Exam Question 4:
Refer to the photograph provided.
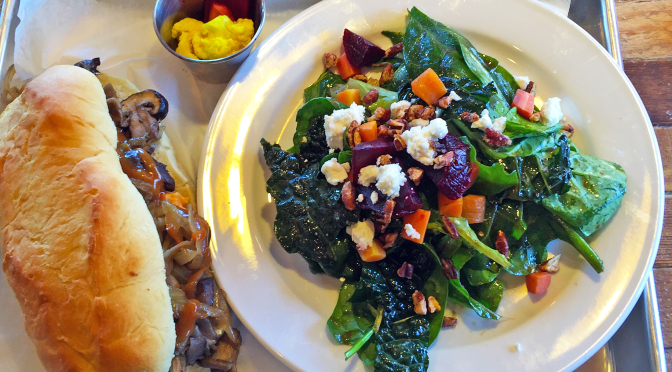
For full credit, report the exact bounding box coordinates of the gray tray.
[0,0,664,370]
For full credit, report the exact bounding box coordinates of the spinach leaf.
[449,217,511,268]
[542,151,627,236]
[304,69,346,102]
[466,139,518,195]
[504,237,538,276]
[463,251,499,286]
[374,317,430,372]
[419,243,449,344]
[346,79,398,110]
[475,279,505,312]
[288,98,336,162]
[536,134,572,195]
[383,65,410,92]
[328,282,374,345]
[382,30,404,45]
[479,53,519,103]
[447,277,500,320]
[262,140,359,277]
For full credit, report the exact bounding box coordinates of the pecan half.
[407,167,424,186]
[529,112,541,122]
[442,316,458,328]
[436,96,452,109]
[352,74,368,82]
[387,119,408,133]
[341,181,356,211]
[377,154,392,166]
[397,262,414,279]
[347,120,360,148]
[429,140,448,152]
[363,88,380,105]
[354,129,362,146]
[380,63,394,85]
[384,42,403,58]
[405,104,424,121]
[525,81,536,95]
[393,133,407,151]
[440,258,458,280]
[483,128,512,147]
[322,53,338,69]
[562,122,574,137]
[433,151,454,169]
[378,124,391,138]
[382,200,395,225]
[370,107,391,122]
[495,230,509,257]
[539,254,561,274]
[418,105,436,120]
[460,112,480,123]
[381,232,399,249]
[427,296,441,314]
[412,291,427,315]
[442,216,459,239]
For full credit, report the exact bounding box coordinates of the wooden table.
[616,0,672,368]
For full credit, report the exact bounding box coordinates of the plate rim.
[198,0,665,370]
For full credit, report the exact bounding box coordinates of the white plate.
[199,0,664,371]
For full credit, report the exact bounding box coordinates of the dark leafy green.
[288,98,336,162]
[382,30,404,44]
[374,317,430,372]
[475,279,505,312]
[466,140,518,195]
[304,69,346,102]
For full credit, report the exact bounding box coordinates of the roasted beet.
[422,133,478,199]
[356,181,422,218]
[343,29,386,68]
[351,137,399,184]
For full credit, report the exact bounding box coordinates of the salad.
[261,7,627,372]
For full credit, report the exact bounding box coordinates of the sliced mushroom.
[74,58,101,75]
[106,97,122,126]
[120,89,169,141]
[103,83,117,99]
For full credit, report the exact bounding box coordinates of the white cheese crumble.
[540,97,563,126]
[409,118,429,127]
[390,100,411,119]
[448,91,462,101]
[346,220,376,250]
[357,194,364,203]
[358,165,379,187]
[324,103,365,150]
[400,118,449,166]
[470,109,506,133]
[404,223,421,240]
[371,191,379,204]
[376,164,406,199]
[320,158,348,185]
[514,75,530,89]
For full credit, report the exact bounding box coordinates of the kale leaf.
[288,98,336,163]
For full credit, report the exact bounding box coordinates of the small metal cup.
[153,0,266,83]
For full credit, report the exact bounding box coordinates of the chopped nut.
[538,254,561,273]
[381,232,399,249]
[440,258,458,280]
[405,104,424,121]
[561,122,574,137]
[427,296,441,314]
[436,96,452,109]
[352,74,368,82]
[341,181,356,211]
[412,291,427,315]
[429,140,448,152]
[460,112,480,123]
[418,105,436,120]
[354,129,362,146]
[407,167,424,186]
[397,262,414,279]
[442,216,459,239]
[433,151,454,169]
[370,107,391,122]
[367,78,380,86]
[442,316,458,328]
[495,230,509,257]
[363,88,380,105]
[384,42,403,59]
[525,81,536,95]
[382,200,395,225]
[347,120,360,148]
[380,63,394,85]
[323,53,338,69]
[529,112,541,122]
[387,119,408,133]
[393,133,407,151]
[378,124,391,138]
[377,154,392,166]
[483,128,512,147]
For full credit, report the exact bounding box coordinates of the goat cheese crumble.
[324,103,365,150]
[347,220,376,250]
[409,118,429,127]
[371,191,379,204]
[470,109,506,133]
[540,97,563,126]
[390,100,411,119]
[357,194,364,203]
[320,158,349,185]
[400,118,449,166]
[404,223,421,240]
[448,91,462,101]
[376,164,406,199]
[514,75,530,89]
[358,165,379,187]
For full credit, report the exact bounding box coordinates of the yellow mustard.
[171,15,254,60]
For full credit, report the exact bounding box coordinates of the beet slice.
[422,133,478,199]
[351,137,398,185]
[343,29,386,68]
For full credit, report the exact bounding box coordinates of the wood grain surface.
[617,0,672,367]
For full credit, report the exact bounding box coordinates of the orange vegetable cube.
[461,195,486,224]
[358,239,386,262]
[402,209,431,244]
[526,272,552,295]
[358,121,378,142]
[411,68,447,105]
[337,89,362,106]
[438,194,463,217]
[336,53,361,80]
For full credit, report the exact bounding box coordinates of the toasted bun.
[0,65,175,372]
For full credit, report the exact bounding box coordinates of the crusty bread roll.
[0,65,175,371]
